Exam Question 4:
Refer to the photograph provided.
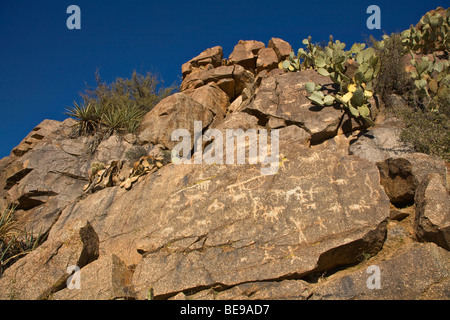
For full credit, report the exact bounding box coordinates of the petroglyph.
[207,198,225,213]
[285,185,319,205]
[226,173,267,191]
[262,206,286,223]
[289,216,308,244]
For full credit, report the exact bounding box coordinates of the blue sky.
[0,0,447,158]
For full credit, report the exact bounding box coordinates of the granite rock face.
[0,35,448,301]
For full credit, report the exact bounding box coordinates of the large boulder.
[52,254,135,300]
[137,92,216,150]
[376,153,447,206]
[228,40,265,72]
[244,69,346,144]
[268,37,292,62]
[349,117,414,162]
[130,145,389,299]
[414,173,450,250]
[310,243,450,300]
[32,141,390,300]
[181,46,223,78]
[256,48,279,74]
[0,221,99,300]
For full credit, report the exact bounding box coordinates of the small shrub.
[66,70,178,136]
[0,205,46,276]
[125,146,148,163]
[372,33,415,100]
[396,105,450,161]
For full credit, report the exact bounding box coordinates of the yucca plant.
[66,70,177,138]
[0,205,46,276]
[65,101,100,135]
[101,107,124,133]
[120,103,145,133]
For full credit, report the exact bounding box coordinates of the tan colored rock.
[180,64,254,101]
[214,112,260,132]
[137,92,216,150]
[349,115,414,163]
[11,119,62,157]
[53,254,135,300]
[268,37,292,61]
[233,65,255,99]
[227,95,243,114]
[181,46,223,78]
[216,78,236,100]
[256,47,279,73]
[185,83,230,122]
[376,153,447,206]
[229,40,265,72]
[310,243,450,300]
[414,173,450,250]
[0,220,99,300]
[178,279,311,300]
[130,147,388,299]
[244,69,344,143]
[278,125,311,148]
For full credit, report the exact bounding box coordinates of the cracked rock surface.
[0,37,448,300]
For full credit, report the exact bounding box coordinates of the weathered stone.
[215,112,260,132]
[256,48,279,73]
[278,125,311,147]
[0,221,99,300]
[128,145,388,299]
[180,64,254,101]
[182,46,223,78]
[94,135,134,164]
[268,38,292,61]
[377,153,447,206]
[233,65,255,99]
[349,116,414,162]
[267,116,286,129]
[4,142,89,233]
[310,243,450,300]
[52,254,135,300]
[229,40,265,71]
[137,92,215,150]
[39,142,389,300]
[185,83,230,124]
[414,173,450,250]
[228,95,243,114]
[244,69,345,143]
[216,78,236,100]
[11,119,63,157]
[180,280,311,300]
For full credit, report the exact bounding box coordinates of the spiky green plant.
[66,71,177,137]
[0,205,46,276]
[65,101,99,135]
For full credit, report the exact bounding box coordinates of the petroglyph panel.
[132,145,390,298]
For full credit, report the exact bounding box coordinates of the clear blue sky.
[0,0,446,158]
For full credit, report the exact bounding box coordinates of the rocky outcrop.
[0,35,448,301]
[0,220,98,300]
[414,173,450,250]
[310,242,450,300]
[377,153,447,206]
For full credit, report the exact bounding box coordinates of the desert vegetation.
[0,206,46,276]
[279,8,449,160]
[65,71,177,136]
